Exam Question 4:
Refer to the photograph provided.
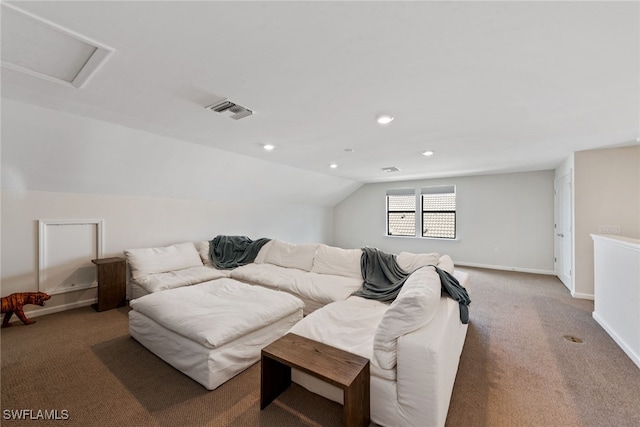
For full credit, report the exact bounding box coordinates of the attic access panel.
[38,219,104,295]
[1,3,113,88]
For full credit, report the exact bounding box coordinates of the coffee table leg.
[260,353,292,410]
[343,362,370,427]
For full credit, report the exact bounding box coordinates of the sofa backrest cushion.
[195,241,213,266]
[396,251,440,274]
[263,240,318,271]
[125,242,203,280]
[437,254,454,275]
[373,266,441,370]
[253,240,274,264]
[311,245,363,279]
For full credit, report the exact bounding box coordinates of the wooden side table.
[261,333,370,427]
[91,257,126,312]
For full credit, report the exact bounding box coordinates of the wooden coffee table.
[260,333,370,427]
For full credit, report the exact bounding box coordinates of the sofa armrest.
[396,297,468,427]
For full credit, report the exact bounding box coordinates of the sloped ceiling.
[2,1,639,184]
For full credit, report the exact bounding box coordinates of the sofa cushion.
[134,265,230,294]
[373,266,441,370]
[253,240,273,264]
[396,251,440,274]
[230,263,361,306]
[311,245,363,279]
[263,240,318,271]
[289,296,395,381]
[229,262,305,290]
[437,254,454,275]
[125,242,203,280]
[287,272,363,306]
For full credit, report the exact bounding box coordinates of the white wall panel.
[38,219,102,295]
[592,234,640,368]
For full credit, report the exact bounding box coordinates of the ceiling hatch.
[1,3,114,89]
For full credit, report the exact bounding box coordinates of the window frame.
[421,186,457,239]
[385,189,417,237]
[385,185,457,240]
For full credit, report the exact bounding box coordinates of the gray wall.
[333,170,556,273]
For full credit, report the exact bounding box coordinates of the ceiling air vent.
[205,99,253,120]
[382,166,401,173]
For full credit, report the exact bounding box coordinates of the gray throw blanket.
[433,265,471,324]
[353,247,410,302]
[353,247,471,324]
[209,235,271,270]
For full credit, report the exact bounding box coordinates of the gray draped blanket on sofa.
[208,235,271,270]
[353,247,471,324]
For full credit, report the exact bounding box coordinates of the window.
[386,189,416,236]
[421,186,456,239]
[386,186,457,239]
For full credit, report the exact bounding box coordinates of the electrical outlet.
[598,225,621,234]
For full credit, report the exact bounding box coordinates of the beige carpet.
[447,268,640,427]
[2,267,639,426]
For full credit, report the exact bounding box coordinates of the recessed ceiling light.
[329,163,338,169]
[421,150,435,157]
[376,114,394,125]
[344,148,355,153]
[263,144,275,151]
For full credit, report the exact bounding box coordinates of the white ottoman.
[129,278,304,390]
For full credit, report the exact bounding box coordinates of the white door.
[554,174,573,291]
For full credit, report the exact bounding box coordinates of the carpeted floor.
[1,267,639,426]
[446,268,640,427]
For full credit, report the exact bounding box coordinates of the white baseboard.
[571,291,594,301]
[455,262,556,276]
[23,298,97,320]
[593,312,640,369]
[455,262,595,300]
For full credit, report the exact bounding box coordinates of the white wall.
[333,170,555,273]
[573,145,640,298]
[1,99,361,314]
[1,189,333,314]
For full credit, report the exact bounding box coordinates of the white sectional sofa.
[124,238,470,427]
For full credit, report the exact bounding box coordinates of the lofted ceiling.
[2,1,638,184]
